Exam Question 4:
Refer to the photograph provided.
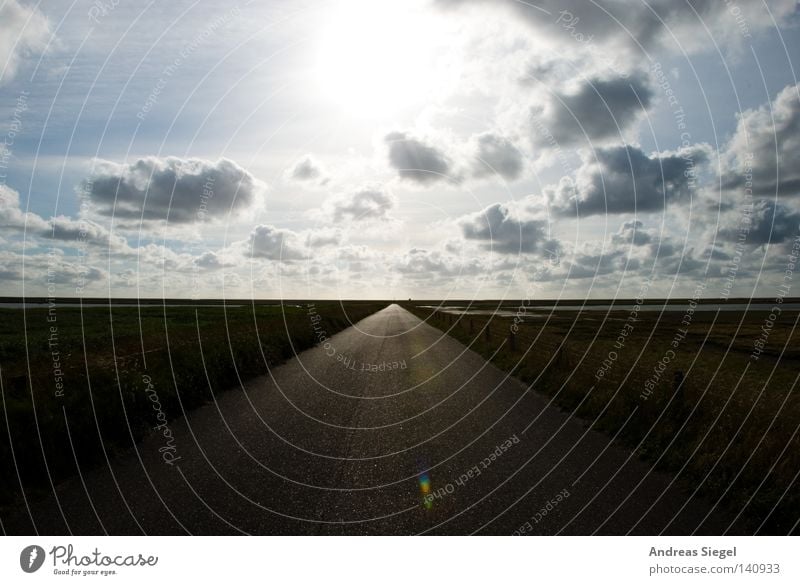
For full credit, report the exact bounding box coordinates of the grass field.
[0,301,386,506]
[403,301,800,534]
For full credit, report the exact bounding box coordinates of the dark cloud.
[471,132,524,180]
[84,157,264,223]
[533,73,654,146]
[546,144,711,216]
[563,249,629,279]
[719,200,800,245]
[721,83,800,198]
[656,253,707,276]
[246,224,306,261]
[459,203,559,256]
[385,131,455,185]
[612,220,679,261]
[323,186,395,223]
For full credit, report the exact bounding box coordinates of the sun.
[314,0,456,117]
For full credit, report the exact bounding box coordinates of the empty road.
[3,304,744,535]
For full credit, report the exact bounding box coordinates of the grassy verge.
[403,302,800,534]
[0,301,386,505]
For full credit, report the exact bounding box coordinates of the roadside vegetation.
[404,301,800,534]
[0,301,385,506]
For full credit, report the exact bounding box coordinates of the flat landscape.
[1,300,797,534]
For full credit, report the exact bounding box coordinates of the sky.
[0,0,799,301]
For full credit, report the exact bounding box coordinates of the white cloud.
[0,0,50,85]
[393,247,485,280]
[321,185,396,223]
[721,83,800,198]
[245,224,307,261]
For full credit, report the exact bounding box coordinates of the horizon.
[3,295,798,303]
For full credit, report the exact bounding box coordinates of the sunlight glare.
[315,0,455,117]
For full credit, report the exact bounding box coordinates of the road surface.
[3,304,745,535]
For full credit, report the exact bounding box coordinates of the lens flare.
[418,472,432,509]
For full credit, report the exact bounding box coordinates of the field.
[0,300,386,507]
[403,301,800,533]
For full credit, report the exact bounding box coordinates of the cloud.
[561,248,630,280]
[385,131,456,185]
[305,227,343,248]
[193,251,238,271]
[0,267,23,281]
[0,184,48,231]
[47,216,131,251]
[0,248,106,286]
[386,130,525,185]
[321,185,396,223]
[721,83,800,198]
[532,73,654,146]
[435,0,796,60]
[471,132,524,180]
[545,144,711,216]
[329,245,381,273]
[393,247,484,279]
[719,200,800,245]
[458,202,560,256]
[84,157,265,223]
[284,154,329,185]
[48,264,108,285]
[245,224,307,261]
[612,220,652,246]
[1,184,130,251]
[611,220,678,259]
[0,0,50,85]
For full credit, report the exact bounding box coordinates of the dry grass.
[0,301,386,505]
[404,302,800,534]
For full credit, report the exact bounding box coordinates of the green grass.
[403,302,800,534]
[0,301,386,505]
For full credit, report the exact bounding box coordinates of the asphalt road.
[3,304,746,535]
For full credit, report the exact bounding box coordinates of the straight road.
[3,305,744,535]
